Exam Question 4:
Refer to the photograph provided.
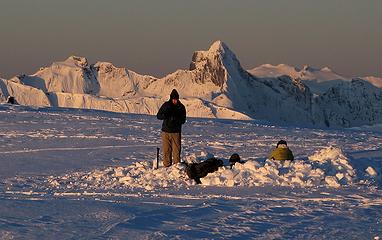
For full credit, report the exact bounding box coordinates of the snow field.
[1,105,382,239]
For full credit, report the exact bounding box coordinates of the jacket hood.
[170,89,179,100]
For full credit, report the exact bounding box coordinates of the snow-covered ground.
[1,104,382,239]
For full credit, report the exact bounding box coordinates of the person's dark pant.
[161,132,181,167]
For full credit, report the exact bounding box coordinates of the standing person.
[157,89,186,167]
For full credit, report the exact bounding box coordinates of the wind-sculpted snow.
[203,147,356,188]
[5,147,373,193]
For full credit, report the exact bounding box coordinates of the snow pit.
[44,147,357,191]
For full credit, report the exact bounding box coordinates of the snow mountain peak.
[63,56,89,68]
[208,40,230,53]
[321,66,333,72]
[302,65,319,72]
[93,61,121,74]
[189,40,248,88]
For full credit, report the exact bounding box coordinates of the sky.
[0,0,381,79]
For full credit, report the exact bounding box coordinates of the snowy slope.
[1,105,382,239]
[362,76,382,88]
[0,78,51,106]
[249,64,301,79]
[92,61,156,98]
[249,64,382,93]
[249,64,349,94]
[249,64,347,81]
[1,41,381,127]
[316,79,382,127]
[249,63,382,127]
[19,56,156,98]
[23,56,99,94]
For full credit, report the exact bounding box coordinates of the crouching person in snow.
[157,89,186,167]
[229,153,243,169]
[268,140,294,161]
[6,96,18,105]
[186,158,224,184]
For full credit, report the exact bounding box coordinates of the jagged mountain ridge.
[249,63,382,94]
[0,41,381,127]
[249,64,348,82]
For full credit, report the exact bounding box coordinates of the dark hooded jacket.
[156,89,186,133]
[186,158,224,184]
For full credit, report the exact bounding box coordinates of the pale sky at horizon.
[0,0,381,79]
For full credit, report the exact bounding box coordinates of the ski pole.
[156,147,160,169]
